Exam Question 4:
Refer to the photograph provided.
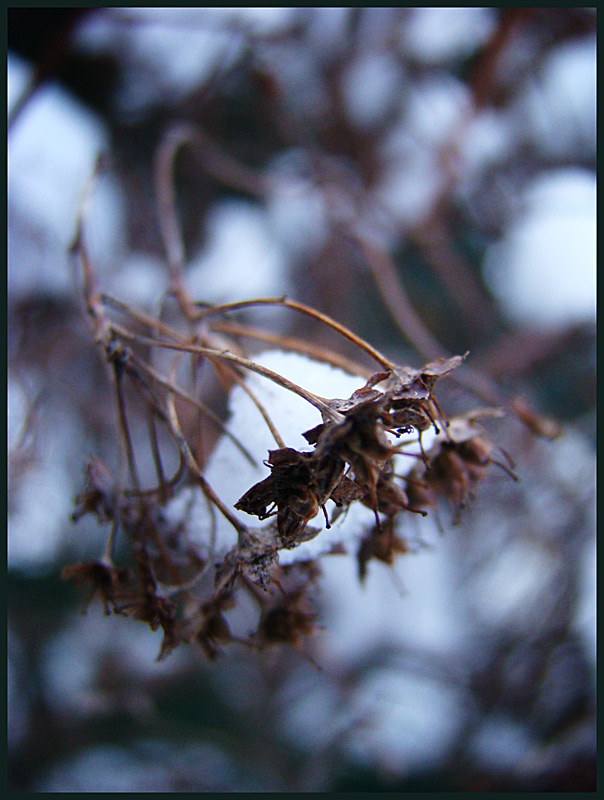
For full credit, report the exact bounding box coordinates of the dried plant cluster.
[62,146,556,664]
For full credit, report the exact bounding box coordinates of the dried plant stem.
[210,358,287,449]
[165,360,248,537]
[106,291,378,378]
[87,294,280,462]
[189,353,208,472]
[102,519,119,565]
[130,353,257,466]
[154,128,198,322]
[112,365,142,494]
[270,298,394,371]
[410,217,497,336]
[110,324,345,423]
[201,347,344,423]
[123,458,185,499]
[357,234,561,438]
[159,123,266,199]
[147,409,169,501]
[154,124,265,323]
[103,294,197,345]
[104,292,371,442]
[197,296,396,371]
[157,486,218,596]
[197,490,218,584]
[71,165,113,346]
[140,512,184,589]
[356,236,443,362]
[209,320,373,378]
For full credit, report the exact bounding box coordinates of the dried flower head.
[61,561,134,614]
[61,147,536,664]
[72,457,117,524]
[405,415,518,523]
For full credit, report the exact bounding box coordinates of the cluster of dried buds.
[61,152,531,663]
[63,455,324,660]
[63,347,519,661]
[234,353,517,580]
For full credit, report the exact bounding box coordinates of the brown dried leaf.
[420,352,469,388]
[329,475,365,507]
[385,352,468,403]
[72,457,117,523]
[119,586,181,659]
[357,516,409,580]
[234,474,277,520]
[277,515,321,549]
[196,594,235,659]
[256,599,317,648]
[61,561,134,613]
[312,400,397,514]
[254,564,320,649]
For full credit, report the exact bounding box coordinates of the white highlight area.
[485,168,595,330]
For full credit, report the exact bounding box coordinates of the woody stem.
[195,296,396,372]
[110,323,345,423]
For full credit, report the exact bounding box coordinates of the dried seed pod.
[72,457,117,523]
[357,515,410,581]
[256,600,317,647]
[196,594,236,659]
[61,561,134,614]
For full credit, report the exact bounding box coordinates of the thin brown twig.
[130,353,257,466]
[102,293,196,344]
[102,296,290,455]
[356,233,562,438]
[123,457,186,499]
[164,355,248,538]
[162,123,267,198]
[189,351,208,472]
[109,323,346,423]
[101,518,120,566]
[111,360,142,494]
[154,128,199,322]
[210,357,287,449]
[355,236,443,362]
[106,291,379,377]
[154,123,266,322]
[209,320,373,378]
[147,409,169,502]
[71,163,113,346]
[196,296,396,371]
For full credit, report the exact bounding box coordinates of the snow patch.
[484,169,595,330]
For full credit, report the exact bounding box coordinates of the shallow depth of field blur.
[7,8,595,792]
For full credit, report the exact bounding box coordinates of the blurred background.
[8,7,595,792]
